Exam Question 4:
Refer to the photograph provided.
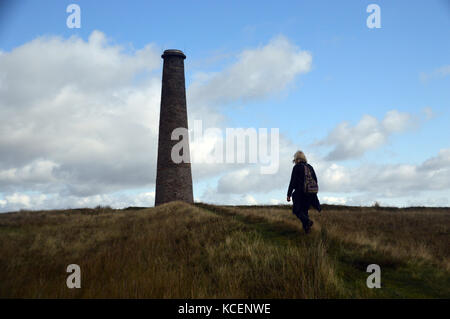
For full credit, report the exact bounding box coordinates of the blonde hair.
[293,150,307,164]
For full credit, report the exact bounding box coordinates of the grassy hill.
[0,201,449,298]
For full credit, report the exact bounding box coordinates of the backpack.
[303,164,318,194]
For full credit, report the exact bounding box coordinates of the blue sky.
[0,0,449,210]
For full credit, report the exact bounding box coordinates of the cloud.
[0,31,162,200]
[269,199,281,205]
[0,159,59,186]
[0,191,156,212]
[316,110,415,161]
[322,196,347,205]
[213,134,299,194]
[188,35,312,107]
[3,31,446,211]
[244,194,258,205]
[318,148,450,196]
[422,106,435,120]
[205,145,450,206]
[197,186,261,206]
[420,64,450,82]
[187,36,312,181]
[0,31,312,211]
[0,31,160,109]
[421,148,450,172]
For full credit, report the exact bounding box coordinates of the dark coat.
[287,162,321,212]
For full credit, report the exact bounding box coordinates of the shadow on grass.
[195,202,450,298]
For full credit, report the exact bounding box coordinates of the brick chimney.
[155,49,194,205]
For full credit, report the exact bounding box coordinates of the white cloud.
[0,160,59,185]
[322,196,347,205]
[188,35,312,107]
[203,146,450,207]
[0,191,155,212]
[269,199,281,205]
[0,31,160,109]
[316,110,415,161]
[421,148,450,171]
[0,31,162,200]
[2,31,447,211]
[3,193,32,208]
[422,106,434,120]
[420,64,450,82]
[243,194,258,205]
[382,110,413,133]
[318,148,450,196]
[0,32,312,211]
[214,134,298,195]
[187,36,312,182]
[197,187,259,206]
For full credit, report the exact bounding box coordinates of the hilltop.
[0,202,449,298]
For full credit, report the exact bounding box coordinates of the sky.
[0,0,449,212]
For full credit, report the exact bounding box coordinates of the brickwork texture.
[155,50,194,205]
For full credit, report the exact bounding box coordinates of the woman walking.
[287,150,321,234]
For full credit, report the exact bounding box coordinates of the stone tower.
[155,49,194,206]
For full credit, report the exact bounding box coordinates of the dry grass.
[0,202,448,298]
[313,207,450,271]
[213,205,450,271]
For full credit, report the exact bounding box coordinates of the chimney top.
[161,49,186,59]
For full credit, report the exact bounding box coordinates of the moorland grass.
[0,202,448,298]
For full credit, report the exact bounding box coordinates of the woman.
[287,150,321,234]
